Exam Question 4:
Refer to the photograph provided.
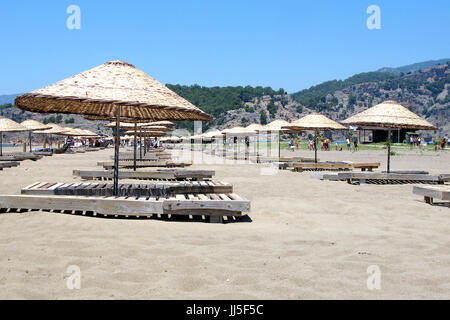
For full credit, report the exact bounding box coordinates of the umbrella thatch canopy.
[245,123,264,133]
[125,130,166,137]
[255,120,293,158]
[105,122,147,129]
[21,120,52,152]
[15,60,212,195]
[21,120,51,131]
[284,113,347,131]
[283,113,347,163]
[256,120,292,133]
[142,121,176,127]
[138,125,172,132]
[0,117,29,155]
[201,130,223,139]
[15,60,212,121]
[222,126,246,136]
[34,124,67,135]
[342,101,437,172]
[0,117,28,132]
[341,101,436,130]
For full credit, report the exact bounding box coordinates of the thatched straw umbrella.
[20,120,51,152]
[283,113,347,163]
[341,100,436,172]
[142,121,176,128]
[256,120,293,158]
[0,117,29,156]
[15,60,211,195]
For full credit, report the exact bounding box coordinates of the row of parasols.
[3,60,437,195]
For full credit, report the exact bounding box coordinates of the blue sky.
[0,0,449,94]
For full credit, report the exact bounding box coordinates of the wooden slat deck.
[21,181,232,196]
[73,169,215,181]
[292,162,380,172]
[256,156,318,163]
[338,172,446,185]
[0,193,250,223]
[0,153,43,161]
[99,161,192,169]
[0,161,20,170]
[413,185,450,204]
[293,162,353,172]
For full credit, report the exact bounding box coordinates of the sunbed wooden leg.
[210,216,222,223]
[424,196,433,204]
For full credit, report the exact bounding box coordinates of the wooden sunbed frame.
[412,185,450,204]
[338,172,449,185]
[73,169,215,181]
[0,192,250,223]
[292,162,380,172]
[21,181,232,196]
[0,161,20,170]
[99,161,192,169]
[0,153,43,161]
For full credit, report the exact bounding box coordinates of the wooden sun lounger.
[0,161,20,170]
[256,156,318,163]
[21,181,233,196]
[99,161,192,169]
[0,153,43,161]
[32,151,53,156]
[412,185,450,204]
[338,172,447,185]
[293,162,353,172]
[292,162,380,172]
[0,193,250,223]
[73,169,215,181]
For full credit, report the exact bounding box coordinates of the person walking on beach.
[346,137,351,151]
[353,136,358,152]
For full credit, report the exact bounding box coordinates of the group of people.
[409,135,427,149]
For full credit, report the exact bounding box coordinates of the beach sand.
[0,145,449,299]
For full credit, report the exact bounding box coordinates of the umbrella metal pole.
[387,128,391,173]
[314,135,318,163]
[140,127,142,160]
[133,123,137,171]
[278,132,281,159]
[113,105,121,196]
[0,131,2,156]
[29,131,32,152]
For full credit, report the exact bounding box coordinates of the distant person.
[289,137,295,152]
[295,138,299,150]
[353,137,358,152]
[308,139,314,151]
[346,138,351,151]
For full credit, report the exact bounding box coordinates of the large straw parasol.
[15,60,212,195]
[142,121,176,127]
[341,100,437,172]
[20,120,51,152]
[34,123,67,135]
[0,117,29,156]
[256,120,293,158]
[283,113,347,163]
[125,130,167,137]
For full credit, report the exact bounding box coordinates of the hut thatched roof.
[20,120,51,131]
[15,60,212,121]
[341,101,436,130]
[0,117,28,132]
[283,113,347,131]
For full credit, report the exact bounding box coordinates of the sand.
[0,145,449,299]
